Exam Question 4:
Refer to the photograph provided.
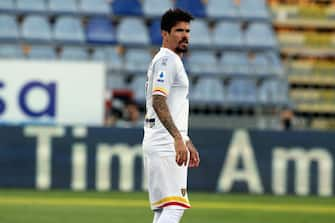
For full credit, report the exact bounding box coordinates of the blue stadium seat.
[207,0,239,19]
[175,0,206,18]
[248,52,269,75]
[212,22,243,48]
[27,45,56,60]
[16,0,47,12]
[124,48,152,73]
[267,51,284,75]
[60,47,89,60]
[0,0,15,12]
[105,47,123,71]
[188,50,218,75]
[245,23,277,48]
[191,77,224,104]
[79,0,110,15]
[0,15,19,41]
[143,0,172,17]
[219,51,249,75]
[21,15,52,42]
[149,19,162,45]
[190,20,211,47]
[112,0,142,16]
[129,75,147,102]
[226,79,258,104]
[53,16,85,43]
[240,0,269,20]
[117,18,149,46]
[259,79,288,104]
[0,44,23,58]
[107,75,126,90]
[85,17,116,44]
[48,0,78,14]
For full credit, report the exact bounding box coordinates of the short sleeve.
[151,56,176,97]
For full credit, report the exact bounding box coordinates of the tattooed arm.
[153,95,188,166]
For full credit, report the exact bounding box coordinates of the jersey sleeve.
[151,56,176,97]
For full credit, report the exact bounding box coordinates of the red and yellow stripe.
[152,196,191,209]
[152,87,168,96]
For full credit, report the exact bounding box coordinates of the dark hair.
[161,8,194,33]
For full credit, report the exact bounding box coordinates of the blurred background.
[0,0,334,223]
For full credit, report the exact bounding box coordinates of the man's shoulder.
[152,52,177,69]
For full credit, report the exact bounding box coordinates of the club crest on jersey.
[156,72,165,83]
[181,188,187,197]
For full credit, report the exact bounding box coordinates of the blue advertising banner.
[0,126,334,196]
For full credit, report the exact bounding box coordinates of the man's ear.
[161,30,168,39]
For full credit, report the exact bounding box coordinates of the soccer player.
[142,8,200,223]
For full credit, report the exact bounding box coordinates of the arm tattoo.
[152,95,181,139]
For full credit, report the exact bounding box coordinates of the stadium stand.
[0,0,293,130]
[269,0,335,129]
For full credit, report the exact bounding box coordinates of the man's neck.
[161,44,183,58]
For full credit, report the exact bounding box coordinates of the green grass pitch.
[0,189,334,223]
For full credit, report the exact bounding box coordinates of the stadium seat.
[105,47,123,71]
[27,45,56,60]
[124,48,152,73]
[245,23,277,48]
[240,0,269,20]
[90,48,105,61]
[106,74,126,90]
[175,0,206,18]
[85,17,116,44]
[219,52,249,75]
[259,79,288,104]
[226,79,258,104]
[0,0,15,12]
[143,0,172,17]
[0,15,18,41]
[149,19,162,45]
[116,18,149,46]
[248,52,269,75]
[212,22,243,48]
[0,44,23,58]
[79,0,110,15]
[60,47,89,61]
[21,15,52,42]
[188,50,218,75]
[207,0,239,19]
[190,20,211,47]
[16,0,47,12]
[267,51,284,75]
[129,75,147,102]
[53,16,85,43]
[48,0,78,13]
[191,77,224,104]
[112,0,142,16]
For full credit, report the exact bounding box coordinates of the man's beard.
[176,39,189,53]
[176,46,188,53]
